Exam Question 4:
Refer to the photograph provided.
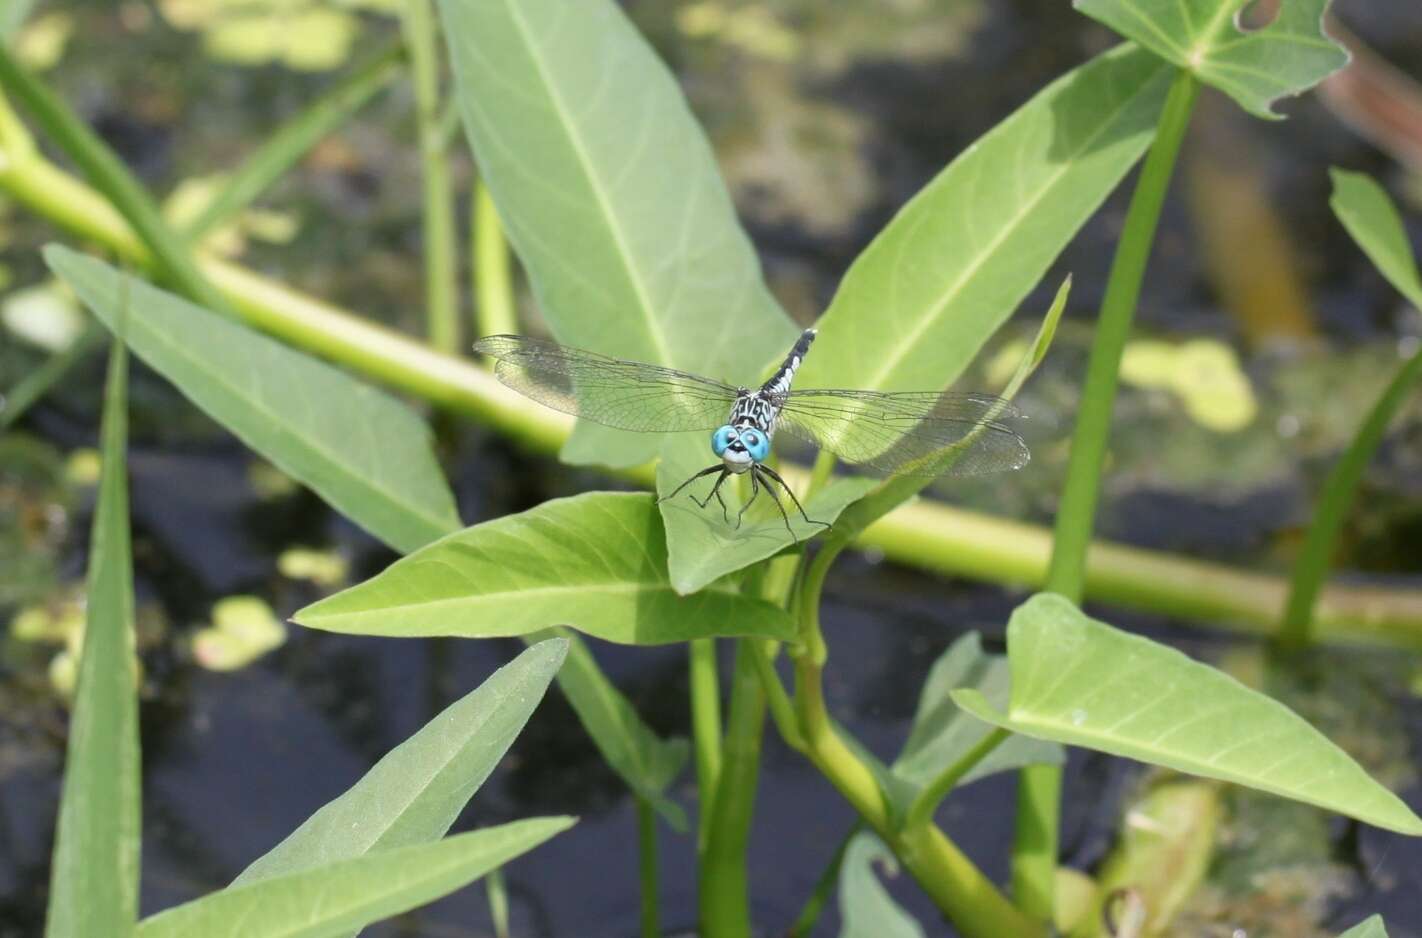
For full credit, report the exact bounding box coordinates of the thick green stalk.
[1279,344,1422,647]
[689,638,722,853]
[402,0,460,353]
[636,796,661,938]
[700,642,765,938]
[473,180,517,338]
[6,134,1422,646]
[1021,68,1199,921]
[0,47,228,315]
[183,45,404,241]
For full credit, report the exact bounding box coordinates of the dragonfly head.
[712,424,769,472]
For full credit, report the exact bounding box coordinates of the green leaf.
[135,818,573,938]
[535,629,689,829]
[45,246,461,555]
[660,442,877,594]
[45,340,140,938]
[794,45,1169,397]
[293,493,796,644]
[836,833,925,938]
[1329,168,1422,308]
[893,633,1064,791]
[439,0,797,467]
[1074,0,1349,119]
[1338,915,1389,938]
[953,594,1422,835]
[232,640,568,886]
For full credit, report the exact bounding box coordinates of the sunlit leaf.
[294,493,796,645]
[233,641,567,885]
[1329,169,1422,308]
[535,629,689,829]
[1074,0,1348,119]
[953,594,1422,835]
[440,0,797,468]
[47,246,461,555]
[794,46,1169,397]
[1337,915,1389,938]
[136,818,573,938]
[45,341,140,938]
[836,833,924,938]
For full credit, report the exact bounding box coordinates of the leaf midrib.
[855,53,1168,394]
[503,0,675,369]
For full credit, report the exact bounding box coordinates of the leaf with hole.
[1074,0,1348,119]
[953,594,1422,834]
[836,833,924,938]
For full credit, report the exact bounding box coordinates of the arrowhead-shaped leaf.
[233,640,568,886]
[953,594,1422,835]
[46,246,461,555]
[1074,0,1349,119]
[439,0,796,467]
[293,493,796,644]
[136,818,573,938]
[893,633,1063,792]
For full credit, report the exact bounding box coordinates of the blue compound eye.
[741,430,769,462]
[711,426,736,456]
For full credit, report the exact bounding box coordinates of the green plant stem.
[402,0,459,354]
[636,796,660,938]
[0,46,228,316]
[473,180,517,338]
[1023,67,1199,923]
[0,318,105,429]
[7,137,1422,647]
[485,868,509,938]
[689,638,721,853]
[1280,344,1422,648]
[904,727,1010,833]
[182,45,403,241]
[700,642,765,938]
[746,639,804,752]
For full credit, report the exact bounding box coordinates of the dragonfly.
[474,329,1029,541]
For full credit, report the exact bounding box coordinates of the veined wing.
[776,388,1029,477]
[474,335,740,433]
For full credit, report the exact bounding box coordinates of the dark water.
[4,1,1422,936]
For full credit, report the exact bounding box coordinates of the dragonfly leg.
[758,464,832,533]
[691,469,733,524]
[735,470,761,529]
[756,467,798,543]
[658,465,724,504]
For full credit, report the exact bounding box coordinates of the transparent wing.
[777,388,1029,477]
[474,335,740,433]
